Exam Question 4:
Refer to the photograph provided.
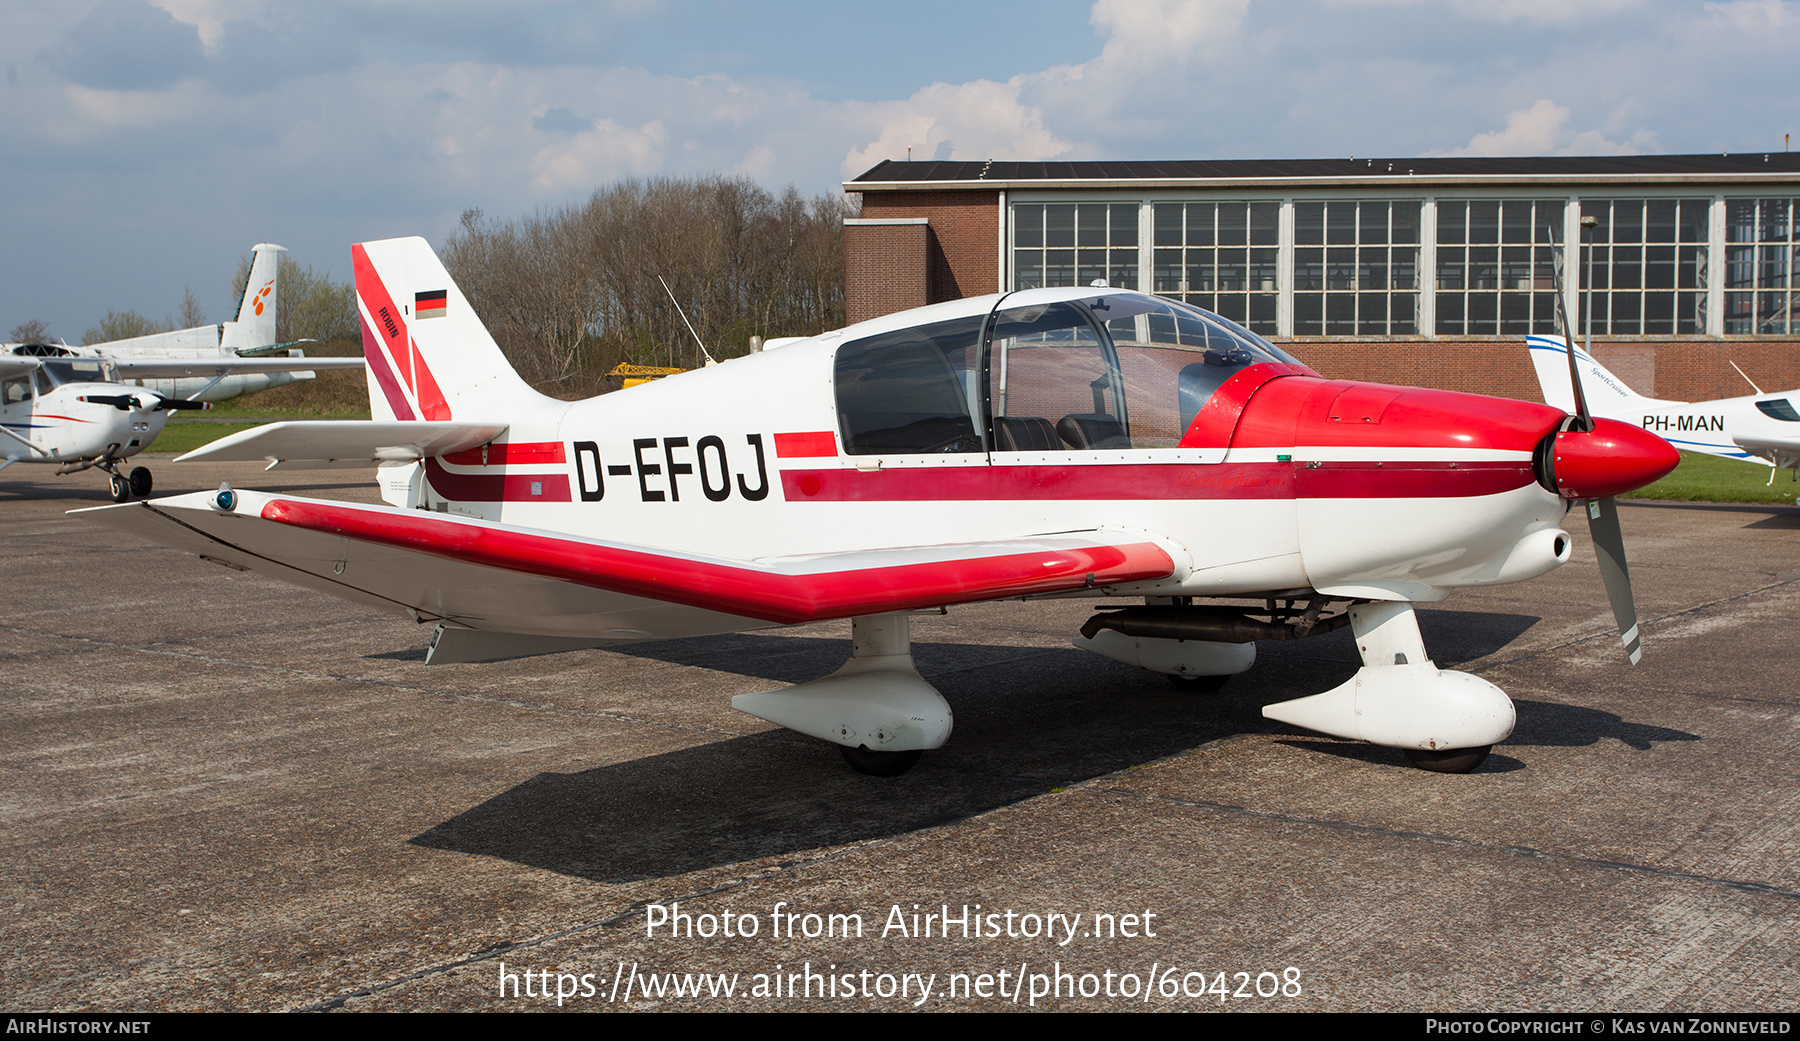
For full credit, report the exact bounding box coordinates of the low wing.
[176,420,508,468]
[106,357,366,379]
[74,489,1174,645]
[1734,433,1800,471]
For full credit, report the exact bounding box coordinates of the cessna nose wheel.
[108,473,129,502]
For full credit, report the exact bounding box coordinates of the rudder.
[224,243,284,351]
[353,236,543,423]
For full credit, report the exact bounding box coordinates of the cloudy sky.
[3,0,1796,339]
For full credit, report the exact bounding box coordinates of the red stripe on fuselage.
[777,460,1532,502]
[774,431,838,458]
[441,441,567,466]
[423,458,571,502]
[257,499,1174,625]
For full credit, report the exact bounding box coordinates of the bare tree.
[8,319,52,344]
[83,310,172,345]
[445,174,852,396]
[178,286,206,328]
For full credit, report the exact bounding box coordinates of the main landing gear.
[1261,600,1509,774]
[107,465,152,503]
[732,612,949,777]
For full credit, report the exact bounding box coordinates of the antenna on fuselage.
[658,276,718,368]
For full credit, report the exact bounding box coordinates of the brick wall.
[860,190,1000,306]
[844,222,928,326]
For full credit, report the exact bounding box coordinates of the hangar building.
[843,155,1800,402]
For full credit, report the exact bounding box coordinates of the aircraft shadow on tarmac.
[406,611,1547,883]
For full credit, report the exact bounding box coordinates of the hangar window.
[1150,201,1279,335]
[1579,198,1710,335]
[1012,203,1139,291]
[1292,200,1421,336]
[834,316,984,455]
[1435,199,1565,336]
[1724,198,1797,334]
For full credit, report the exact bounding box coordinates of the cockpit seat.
[1057,413,1131,450]
[994,416,1062,451]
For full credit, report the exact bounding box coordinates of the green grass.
[1624,450,1799,504]
[147,421,265,455]
[182,398,371,420]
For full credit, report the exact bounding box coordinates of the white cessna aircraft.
[10,242,364,402]
[1,349,363,501]
[1527,335,1800,474]
[80,238,1678,776]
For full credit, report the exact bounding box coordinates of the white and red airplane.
[78,237,1678,775]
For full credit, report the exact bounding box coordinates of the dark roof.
[848,154,1800,188]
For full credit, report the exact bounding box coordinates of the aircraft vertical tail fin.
[1525,334,1672,418]
[352,236,546,422]
[222,243,285,351]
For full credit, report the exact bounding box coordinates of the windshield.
[39,358,118,387]
[833,292,1303,454]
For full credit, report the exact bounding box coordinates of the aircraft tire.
[109,474,131,503]
[128,467,152,498]
[1403,745,1491,774]
[1166,673,1230,693]
[839,744,923,777]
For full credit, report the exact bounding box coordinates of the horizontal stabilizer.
[73,489,1175,641]
[176,420,508,468]
[108,357,365,379]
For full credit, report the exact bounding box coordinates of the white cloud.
[842,79,1074,175]
[532,118,670,190]
[1323,0,1647,24]
[841,0,1247,174]
[1702,0,1796,31]
[1443,99,1657,156]
[1087,0,1248,69]
[150,0,258,51]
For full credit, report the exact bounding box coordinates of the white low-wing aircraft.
[78,237,1680,776]
[11,243,365,402]
[1527,334,1800,474]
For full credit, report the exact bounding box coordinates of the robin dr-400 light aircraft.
[80,237,1679,776]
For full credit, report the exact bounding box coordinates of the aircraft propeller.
[1543,222,1667,664]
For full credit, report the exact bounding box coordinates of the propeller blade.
[1585,496,1641,665]
[1549,231,1592,432]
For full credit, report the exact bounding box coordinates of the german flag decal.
[415,289,448,319]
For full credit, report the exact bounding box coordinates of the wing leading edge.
[75,489,1174,643]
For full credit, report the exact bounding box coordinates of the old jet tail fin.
[222,243,285,352]
[352,236,548,423]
